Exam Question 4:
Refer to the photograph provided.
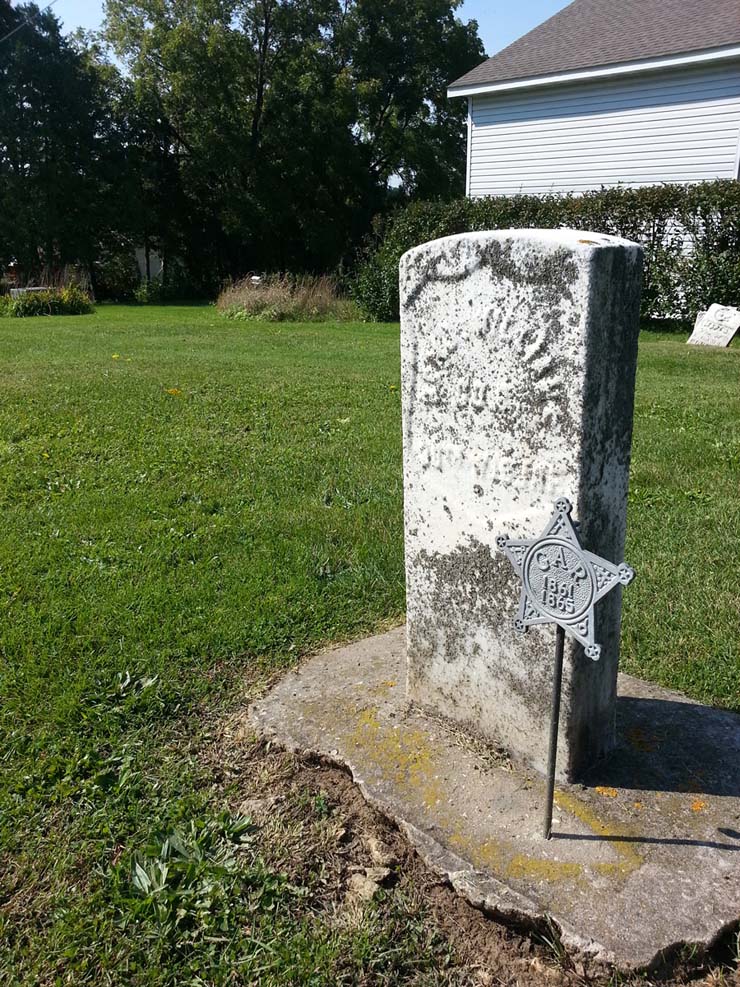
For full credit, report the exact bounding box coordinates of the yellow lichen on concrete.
[508,855,582,882]
[595,786,618,798]
[349,708,585,887]
[350,706,447,811]
[349,705,642,888]
[452,830,591,886]
[554,790,643,879]
[448,831,505,873]
[368,680,399,696]
[450,826,588,886]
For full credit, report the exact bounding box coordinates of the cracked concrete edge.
[397,820,612,964]
[249,703,617,966]
[628,915,740,976]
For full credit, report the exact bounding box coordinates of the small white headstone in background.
[687,304,740,347]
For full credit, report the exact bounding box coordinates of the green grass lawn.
[0,305,738,984]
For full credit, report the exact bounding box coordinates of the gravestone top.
[687,304,740,347]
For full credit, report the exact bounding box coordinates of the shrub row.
[352,181,740,323]
[0,285,94,317]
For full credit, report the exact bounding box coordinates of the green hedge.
[352,181,740,323]
[0,285,94,318]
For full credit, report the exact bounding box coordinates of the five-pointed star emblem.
[496,497,634,661]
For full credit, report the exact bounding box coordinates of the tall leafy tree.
[104,0,484,281]
[341,0,483,198]
[0,0,483,285]
[0,2,127,277]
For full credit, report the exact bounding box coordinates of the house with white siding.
[448,0,740,197]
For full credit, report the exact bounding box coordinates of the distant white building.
[448,0,740,197]
[135,246,164,282]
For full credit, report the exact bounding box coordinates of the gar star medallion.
[496,497,634,661]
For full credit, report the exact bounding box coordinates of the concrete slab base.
[249,627,740,969]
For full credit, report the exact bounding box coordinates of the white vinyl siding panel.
[468,62,740,197]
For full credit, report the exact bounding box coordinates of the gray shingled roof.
[450,0,740,90]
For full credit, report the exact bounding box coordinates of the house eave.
[447,43,740,98]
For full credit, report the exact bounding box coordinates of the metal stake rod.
[544,625,566,840]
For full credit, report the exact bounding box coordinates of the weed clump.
[217,274,359,323]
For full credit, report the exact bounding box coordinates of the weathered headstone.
[687,304,740,347]
[251,227,739,964]
[400,230,643,780]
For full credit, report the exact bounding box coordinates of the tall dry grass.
[7,264,92,292]
[216,274,359,322]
